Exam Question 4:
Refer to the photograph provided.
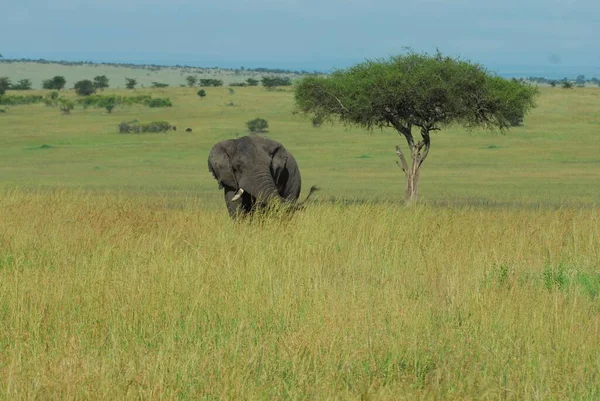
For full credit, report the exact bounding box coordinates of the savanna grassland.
[1,74,600,399]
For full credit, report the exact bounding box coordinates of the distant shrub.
[0,94,43,105]
[199,79,223,87]
[246,78,259,86]
[118,120,172,134]
[562,81,573,89]
[74,79,96,96]
[228,88,235,95]
[186,75,197,87]
[0,77,10,95]
[77,94,170,109]
[197,89,206,98]
[151,82,169,88]
[229,82,247,87]
[99,95,118,113]
[93,75,109,91]
[246,118,269,133]
[42,76,66,90]
[125,78,137,89]
[49,91,59,100]
[146,97,172,108]
[261,76,292,89]
[11,79,32,90]
[58,99,75,114]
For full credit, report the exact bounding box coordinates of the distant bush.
[246,78,259,86]
[246,118,269,133]
[42,76,66,90]
[118,120,172,134]
[151,82,169,88]
[199,79,223,87]
[0,77,10,95]
[77,94,170,110]
[49,91,59,100]
[186,75,197,87]
[261,76,292,89]
[125,78,137,89]
[146,97,172,108]
[74,79,96,96]
[197,89,206,98]
[58,99,74,115]
[562,81,574,89]
[0,94,44,105]
[228,88,235,95]
[11,79,32,90]
[230,82,247,87]
[93,75,109,91]
[99,95,118,113]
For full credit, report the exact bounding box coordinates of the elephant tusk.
[231,188,244,202]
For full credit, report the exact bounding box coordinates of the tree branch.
[395,145,409,175]
[417,128,431,168]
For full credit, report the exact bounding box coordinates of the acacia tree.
[186,75,197,87]
[93,75,110,91]
[295,51,538,202]
[125,78,137,89]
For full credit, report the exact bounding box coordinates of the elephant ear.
[270,145,288,184]
[208,140,236,189]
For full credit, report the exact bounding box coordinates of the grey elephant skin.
[208,135,315,217]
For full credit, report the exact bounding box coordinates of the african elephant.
[208,135,317,217]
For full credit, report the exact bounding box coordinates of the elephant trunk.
[238,171,282,204]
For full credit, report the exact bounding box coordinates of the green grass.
[1,77,600,399]
[1,86,599,205]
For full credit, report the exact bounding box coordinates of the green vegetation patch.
[118,120,174,134]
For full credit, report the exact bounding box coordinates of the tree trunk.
[395,128,430,204]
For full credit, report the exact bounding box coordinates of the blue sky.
[2,0,599,76]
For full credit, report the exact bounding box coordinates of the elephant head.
[208,135,307,217]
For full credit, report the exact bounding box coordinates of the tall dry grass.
[1,189,599,399]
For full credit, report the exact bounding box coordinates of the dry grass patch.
[0,190,599,399]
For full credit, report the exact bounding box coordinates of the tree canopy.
[125,78,137,89]
[74,79,96,96]
[295,51,539,202]
[93,75,110,90]
[42,76,66,91]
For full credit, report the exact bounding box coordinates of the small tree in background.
[74,79,96,96]
[11,79,32,90]
[549,80,557,87]
[246,78,259,86]
[125,78,137,89]
[58,99,74,114]
[261,76,292,89]
[197,89,206,98]
[42,76,66,90]
[562,81,573,89]
[93,75,109,91]
[99,96,117,113]
[151,82,169,88]
[246,118,269,133]
[295,51,538,202]
[186,75,197,87]
[0,77,11,95]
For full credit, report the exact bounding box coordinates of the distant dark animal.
[208,135,317,218]
[186,128,192,132]
[172,126,177,131]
